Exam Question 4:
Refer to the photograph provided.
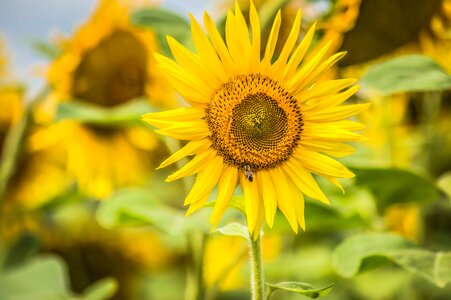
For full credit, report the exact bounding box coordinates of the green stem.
[185,229,206,300]
[249,234,265,300]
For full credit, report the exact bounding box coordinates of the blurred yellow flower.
[384,204,420,241]
[0,85,72,209]
[36,0,175,199]
[420,0,451,72]
[204,234,281,291]
[144,2,367,237]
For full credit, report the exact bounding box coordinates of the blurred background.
[0,0,451,299]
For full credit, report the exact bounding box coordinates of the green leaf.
[351,167,441,210]
[266,282,334,299]
[1,233,40,269]
[305,201,369,231]
[438,171,451,201]
[81,277,118,300]
[213,222,249,239]
[332,232,451,287]
[31,40,60,59]
[96,188,211,235]
[131,8,193,56]
[0,255,117,300]
[360,55,451,95]
[56,99,158,126]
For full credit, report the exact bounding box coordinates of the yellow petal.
[155,53,210,103]
[270,168,298,233]
[293,51,347,93]
[304,103,371,122]
[210,166,238,225]
[142,107,205,128]
[184,155,224,205]
[186,193,210,216]
[288,40,331,92]
[284,160,329,205]
[167,36,216,88]
[189,14,226,81]
[262,10,281,69]
[156,120,210,140]
[294,147,355,178]
[300,140,355,158]
[158,139,211,169]
[241,173,261,233]
[203,12,235,72]
[273,10,302,74]
[166,150,215,182]
[326,176,345,193]
[303,85,360,110]
[249,1,261,70]
[283,22,316,80]
[291,184,305,230]
[257,171,277,228]
[301,78,357,100]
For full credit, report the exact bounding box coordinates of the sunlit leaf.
[132,8,193,56]
[213,222,249,239]
[0,255,117,300]
[266,282,334,299]
[332,232,451,287]
[351,167,441,210]
[56,99,159,126]
[360,55,451,95]
[437,172,451,201]
[81,277,118,300]
[96,188,211,235]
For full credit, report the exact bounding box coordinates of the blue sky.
[0,0,210,94]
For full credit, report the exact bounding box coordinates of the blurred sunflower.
[204,233,281,291]
[35,0,175,199]
[420,0,451,72]
[0,85,72,208]
[143,2,367,237]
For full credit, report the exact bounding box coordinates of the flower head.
[36,0,174,198]
[143,2,369,237]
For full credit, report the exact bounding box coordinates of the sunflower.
[143,2,368,237]
[37,0,175,199]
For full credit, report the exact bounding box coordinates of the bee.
[243,165,254,182]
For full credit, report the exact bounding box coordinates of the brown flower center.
[72,30,147,107]
[205,74,303,171]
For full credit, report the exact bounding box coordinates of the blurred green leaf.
[56,99,158,126]
[0,255,117,300]
[332,232,451,287]
[31,40,60,59]
[131,8,193,56]
[1,233,40,270]
[438,172,451,201]
[81,278,118,300]
[360,55,451,95]
[305,201,369,231]
[266,282,334,299]
[96,188,211,235]
[213,222,249,239]
[351,167,441,209]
